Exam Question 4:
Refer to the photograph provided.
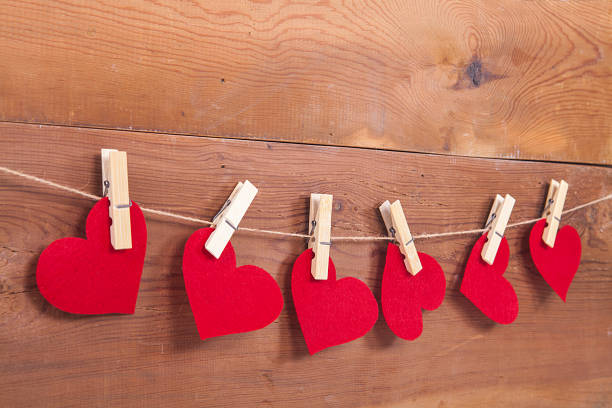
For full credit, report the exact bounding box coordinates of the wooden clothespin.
[379,200,422,275]
[101,148,132,250]
[481,194,515,265]
[308,194,332,280]
[205,180,258,258]
[541,179,568,248]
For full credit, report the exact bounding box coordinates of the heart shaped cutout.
[291,249,378,354]
[460,234,518,324]
[382,243,446,340]
[36,198,147,314]
[529,219,581,301]
[182,228,283,340]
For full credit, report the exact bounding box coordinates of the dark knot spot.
[466,60,482,87]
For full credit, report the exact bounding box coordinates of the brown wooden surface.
[0,122,611,407]
[1,0,611,164]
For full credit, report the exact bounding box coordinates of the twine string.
[1,165,610,242]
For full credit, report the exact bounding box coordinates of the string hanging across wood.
[1,165,610,241]
[1,158,602,349]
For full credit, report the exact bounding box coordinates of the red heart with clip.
[37,198,147,314]
[182,227,283,340]
[460,234,518,324]
[291,249,378,354]
[382,243,446,340]
[529,219,581,301]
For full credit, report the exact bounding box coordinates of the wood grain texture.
[1,0,611,164]
[1,122,611,407]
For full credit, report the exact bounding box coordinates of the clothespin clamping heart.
[379,200,422,275]
[101,148,132,250]
[205,180,258,258]
[481,194,515,265]
[541,179,568,248]
[308,194,333,280]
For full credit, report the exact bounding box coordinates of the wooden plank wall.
[1,124,611,407]
[0,0,610,163]
[0,1,611,407]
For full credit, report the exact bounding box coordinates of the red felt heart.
[36,198,147,314]
[182,228,283,340]
[529,219,581,301]
[291,249,378,354]
[382,243,446,340]
[460,234,518,324]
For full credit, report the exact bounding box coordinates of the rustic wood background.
[1,0,611,163]
[0,1,611,407]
